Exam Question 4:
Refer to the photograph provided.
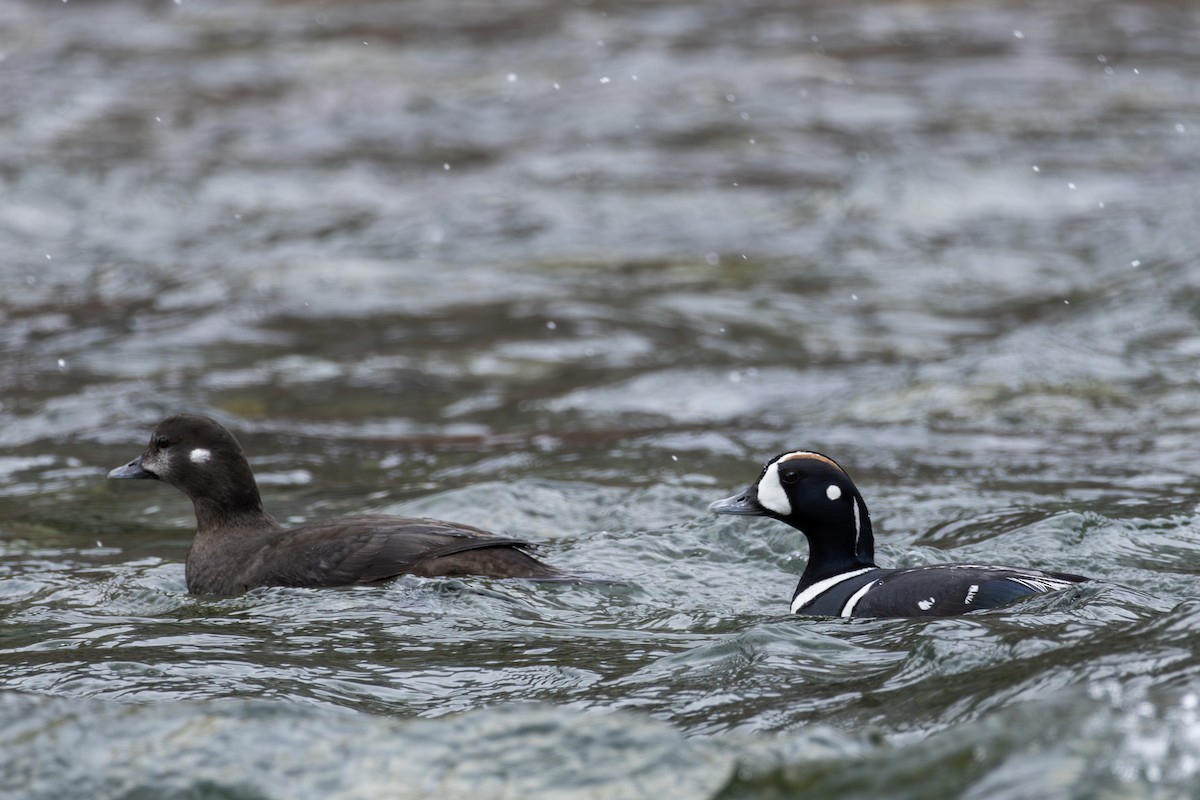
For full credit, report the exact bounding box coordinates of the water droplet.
[631,74,639,81]
[1068,182,1076,189]
[45,253,52,260]
[851,294,859,301]
[1131,259,1141,267]
[705,252,719,266]
[1175,123,1187,134]
[671,455,678,462]
[1096,54,1107,63]
[1031,165,1040,172]
[552,82,560,90]
[57,358,66,369]
[725,94,737,103]
[443,163,451,171]
[1013,30,1024,39]
[599,76,610,84]
[506,73,517,83]
[546,321,557,330]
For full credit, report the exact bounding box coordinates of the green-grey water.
[3,0,1200,797]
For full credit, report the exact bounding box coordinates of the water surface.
[2,0,1200,797]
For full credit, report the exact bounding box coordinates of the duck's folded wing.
[852,565,1086,617]
[256,515,550,587]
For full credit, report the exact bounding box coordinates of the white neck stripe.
[791,567,878,614]
[852,497,862,552]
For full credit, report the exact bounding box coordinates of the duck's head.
[109,414,263,513]
[709,450,874,566]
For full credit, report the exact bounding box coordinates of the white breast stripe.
[791,567,879,614]
[840,579,881,617]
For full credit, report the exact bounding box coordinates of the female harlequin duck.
[109,414,563,595]
[709,450,1087,618]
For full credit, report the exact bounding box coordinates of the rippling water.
[3,0,1200,797]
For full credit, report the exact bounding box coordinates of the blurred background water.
[2,0,1200,797]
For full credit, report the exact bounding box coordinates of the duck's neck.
[797,496,877,586]
[192,497,280,535]
[186,456,280,535]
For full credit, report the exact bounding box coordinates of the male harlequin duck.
[108,414,564,595]
[709,450,1088,618]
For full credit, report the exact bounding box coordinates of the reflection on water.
[3,0,1200,796]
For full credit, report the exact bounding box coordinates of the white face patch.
[189,448,212,465]
[756,462,792,516]
[826,484,842,501]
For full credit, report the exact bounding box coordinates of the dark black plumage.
[709,450,1088,618]
[109,414,562,596]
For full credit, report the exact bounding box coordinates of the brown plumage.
[109,414,562,596]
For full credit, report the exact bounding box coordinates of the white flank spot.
[791,567,878,614]
[964,584,980,605]
[826,484,842,501]
[189,448,212,465]
[840,580,881,617]
[917,597,936,611]
[756,462,791,516]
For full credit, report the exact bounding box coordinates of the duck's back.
[796,563,1087,618]
[188,515,560,595]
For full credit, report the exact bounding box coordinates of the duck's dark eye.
[780,470,799,485]
[155,436,170,449]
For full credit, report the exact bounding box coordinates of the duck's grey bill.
[108,456,154,480]
[708,491,766,516]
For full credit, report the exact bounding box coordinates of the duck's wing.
[253,515,558,587]
[843,564,1087,618]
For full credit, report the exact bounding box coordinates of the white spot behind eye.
[826,484,841,501]
[756,462,791,516]
[189,448,212,465]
